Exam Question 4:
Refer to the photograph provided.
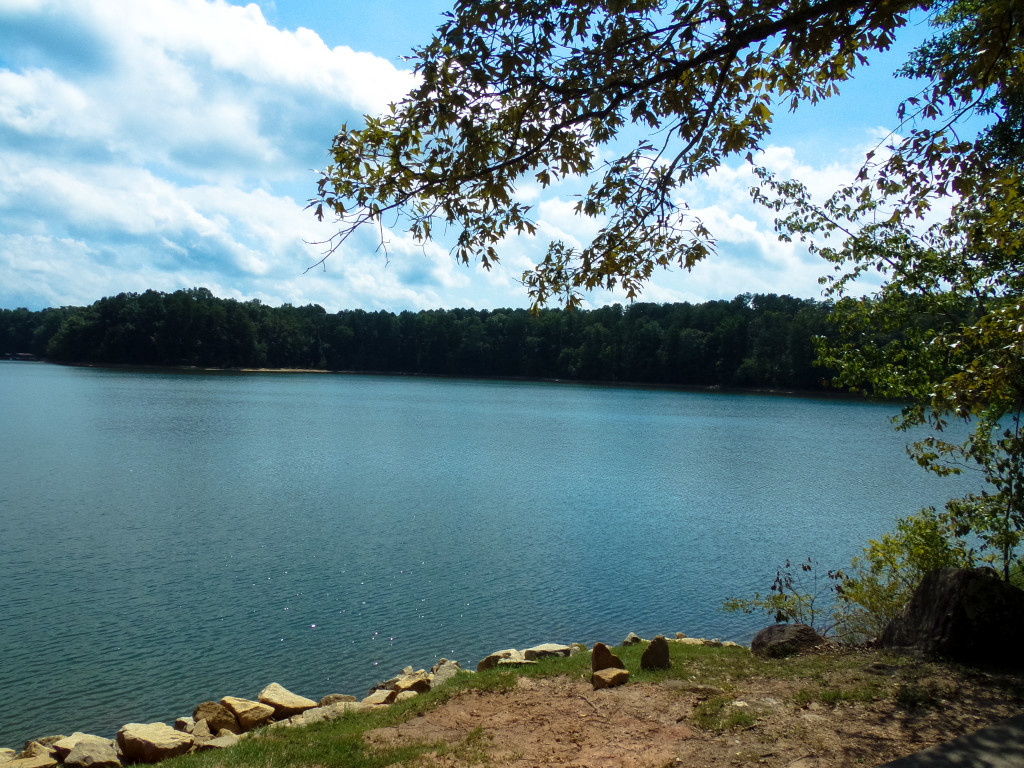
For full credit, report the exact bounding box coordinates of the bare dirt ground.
[365,651,1024,768]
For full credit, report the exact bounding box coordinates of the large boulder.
[429,659,463,687]
[522,643,572,661]
[52,734,120,767]
[640,635,672,670]
[63,739,121,768]
[591,642,626,672]
[116,723,193,764]
[750,623,823,658]
[258,683,318,718]
[220,696,275,731]
[192,701,239,734]
[881,567,1024,666]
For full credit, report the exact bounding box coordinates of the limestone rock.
[675,632,688,639]
[676,638,704,645]
[196,733,239,751]
[190,719,212,742]
[881,567,1024,666]
[173,717,194,733]
[64,739,121,768]
[591,642,626,672]
[116,723,194,764]
[4,757,58,768]
[592,668,630,689]
[751,624,823,658]
[52,734,116,762]
[395,691,419,702]
[192,701,239,734]
[0,749,17,764]
[523,643,572,661]
[362,689,396,706]
[319,694,357,706]
[429,659,463,687]
[622,632,644,646]
[641,635,672,670]
[19,744,54,760]
[288,701,370,727]
[258,683,318,718]
[393,671,432,694]
[221,696,275,731]
[477,649,526,671]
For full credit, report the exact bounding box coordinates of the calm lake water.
[0,362,973,746]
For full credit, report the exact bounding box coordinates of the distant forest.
[0,288,838,390]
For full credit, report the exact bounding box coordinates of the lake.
[0,362,973,747]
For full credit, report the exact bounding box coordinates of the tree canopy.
[313,0,1024,575]
[311,0,920,307]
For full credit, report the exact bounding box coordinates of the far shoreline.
[36,358,869,402]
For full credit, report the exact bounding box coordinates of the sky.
[0,0,937,312]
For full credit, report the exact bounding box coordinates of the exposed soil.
[364,650,1024,768]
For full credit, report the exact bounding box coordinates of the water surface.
[0,362,971,746]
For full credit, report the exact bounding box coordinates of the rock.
[116,723,194,764]
[319,693,357,706]
[64,739,121,768]
[173,717,194,733]
[393,671,432,694]
[19,745,54,760]
[751,623,823,658]
[569,643,587,655]
[192,701,240,734]
[881,567,1024,666]
[675,632,688,639]
[591,642,626,672]
[622,632,644,646]
[676,638,705,645]
[477,648,526,671]
[288,701,370,727]
[196,734,239,751]
[523,643,572,661]
[429,659,463,687]
[258,682,318,718]
[52,734,116,762]
[0,749,17,764]
[362,689,397,706]
[640,635,672,670]
[221,696,275,731]
[395,691,419,702]
[722,641,742,648]
[592,668,630,689]
[704,638,724,647]
[190,719,212,742]
[3,757,57,768]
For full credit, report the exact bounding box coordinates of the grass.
[160,640,989,768]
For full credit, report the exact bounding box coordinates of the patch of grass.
[692,695,758,732]
[161,641,940,768]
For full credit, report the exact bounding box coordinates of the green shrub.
[834,508,974,641]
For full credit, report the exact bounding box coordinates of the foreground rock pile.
[1,632,742,767]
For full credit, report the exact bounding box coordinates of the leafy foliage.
[723,558,842,636]
[725,510,976,641]
[755,0,1024,578]
[834,508,975,640]
[312,0,920,307]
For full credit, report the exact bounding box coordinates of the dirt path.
[365,658,1024,767]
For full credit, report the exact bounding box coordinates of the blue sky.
[0,0,935,312]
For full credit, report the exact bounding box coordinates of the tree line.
[0,288,835,390]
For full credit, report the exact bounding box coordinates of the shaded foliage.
[1,289,833,389]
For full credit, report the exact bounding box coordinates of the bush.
[834,508,974,641]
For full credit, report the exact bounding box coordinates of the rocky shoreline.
[0,633,742,768]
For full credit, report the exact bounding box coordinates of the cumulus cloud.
[0,0,911,314]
